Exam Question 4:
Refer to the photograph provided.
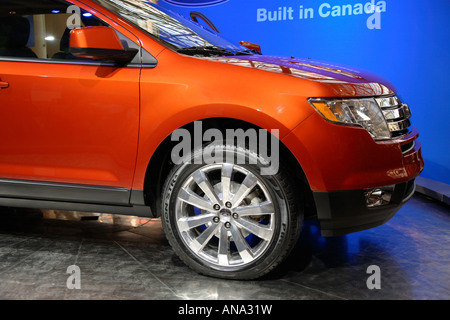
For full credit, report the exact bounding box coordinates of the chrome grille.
[376,96,412,138]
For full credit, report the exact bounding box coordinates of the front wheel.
[161,145,303,280]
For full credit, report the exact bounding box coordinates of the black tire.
[161,144,303,280]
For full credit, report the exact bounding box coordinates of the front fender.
[131,103,311,190]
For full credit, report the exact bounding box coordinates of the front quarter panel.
[132,50,320,189]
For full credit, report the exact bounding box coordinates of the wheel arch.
[142,117,316,219]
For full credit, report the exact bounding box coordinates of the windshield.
[92,0,255,56]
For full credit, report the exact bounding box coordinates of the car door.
[0,0,141,205]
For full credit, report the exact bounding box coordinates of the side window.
[0,0,137,62]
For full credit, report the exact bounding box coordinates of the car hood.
[207,54,396,97]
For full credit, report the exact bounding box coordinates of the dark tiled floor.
[0,194,448,300]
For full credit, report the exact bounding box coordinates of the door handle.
[0,81,9,89]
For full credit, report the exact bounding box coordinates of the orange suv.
[0,0,424,279]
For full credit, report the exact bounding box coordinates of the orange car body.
[0,0,424,237]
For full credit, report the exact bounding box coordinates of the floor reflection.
[0,194,448,300]
[41,210,152,228]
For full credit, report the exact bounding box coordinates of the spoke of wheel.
[233,201,274,217]
[178,188,214,212]
[221,163,233,204]
[234,218,273,241]
[192,223,219,253]
[230,172,258,207]
[217,224,229,266]
[178,213,217,232]
[192,170,221,205]
[229,224,253,264]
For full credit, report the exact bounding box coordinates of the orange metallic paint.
[282,112,424,191]
[0,60,140,187]
[238,41,262,54]
[131,48,412,191]
[70,26,124,50]
[0,0,424,199]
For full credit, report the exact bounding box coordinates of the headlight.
[308,97,391,140]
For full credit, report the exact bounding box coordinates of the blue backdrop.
[160,0,450,185]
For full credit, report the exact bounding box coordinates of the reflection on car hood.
[206,54,396,96]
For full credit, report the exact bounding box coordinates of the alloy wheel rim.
[175,163,276,268]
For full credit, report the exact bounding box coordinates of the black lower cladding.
[313,179,416,237]
[0,179,152,217]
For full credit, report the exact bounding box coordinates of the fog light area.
[365,185,395,208]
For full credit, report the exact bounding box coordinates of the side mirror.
[70,26,138,64]
[239,41,262,54]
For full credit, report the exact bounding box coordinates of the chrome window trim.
[0,56,157,68]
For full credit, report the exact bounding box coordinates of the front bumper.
[282,111,424,192]
[313,179,416,237]
[282,104,424,236]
